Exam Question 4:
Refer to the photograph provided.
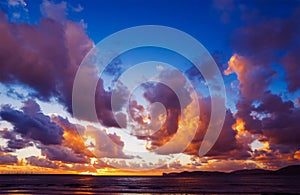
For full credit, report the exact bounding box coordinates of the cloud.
[21,99,41,115]
[225,54,275,100]
[231,18,299,64]
[72,4,83,13]
[103,58,123,81]
[223,8,300,150]
[224,7,300,166]
[7,138,32,149]
[0,2,130,128]
[85,125,132,159]
[39,144,90,164]
[230,6,300,92]
[0,154,18,165]
[225,54,273,133]
[0,8,92,102]
[52,115,93,157]
[6,87,26,100]
[134,69,192,150]
[251,141,300,170]
[131,74,248,159]
[257,92,300,146]
[129,100,145,125]
[224,54,300,163]
[282,46,300,92]
[0,0,299,173]
[40,0,67,21]
[94,80,129,128]
[185,96,250,159]
[129,69,247,158]
[0,103,64,146]
[0,100,131,168]
[296,98,300,107]
[26,156,59,169]
[8,0,27,7]
[223,55,300,170]
[225,54,300,150]
[61,163,96,172]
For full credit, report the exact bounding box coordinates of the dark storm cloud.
[220,2,300,162]
[214,1,300,160]
[255,91,294,114]
[224,2,300,149]
[223,2,300,162]
[232,17,299,64]
[257,92,300,146]
[0,5,92,111]
[226,55,300,158]
[7,139,33,149]
[225,56,300,156]
[224,3,300,136]
[230,5,300,92]
[0,1,129,128]
[0,104,64,145]
[0,11,75,100]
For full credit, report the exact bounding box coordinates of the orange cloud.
[51,116,93,158]
[225,54,275,101]
[224,54,247,76]
[294,150,300,160]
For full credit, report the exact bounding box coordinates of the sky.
[0,0,300,175]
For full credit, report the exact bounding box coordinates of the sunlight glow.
[250,139,264,151]
[84,136,96,148]
[14,145,41,159]
[142,116,151,124]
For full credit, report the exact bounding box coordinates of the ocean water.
[0,175,299,194]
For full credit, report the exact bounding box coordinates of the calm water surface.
[0,175,299,194]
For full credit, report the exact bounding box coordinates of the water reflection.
[0,175,299,194]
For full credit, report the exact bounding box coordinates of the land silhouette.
[163,164,300,177]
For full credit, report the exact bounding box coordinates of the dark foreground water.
[0,175,299,194]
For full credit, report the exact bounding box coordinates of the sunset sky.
[0,0,300,175]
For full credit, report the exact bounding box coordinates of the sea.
[0,174,299,194]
